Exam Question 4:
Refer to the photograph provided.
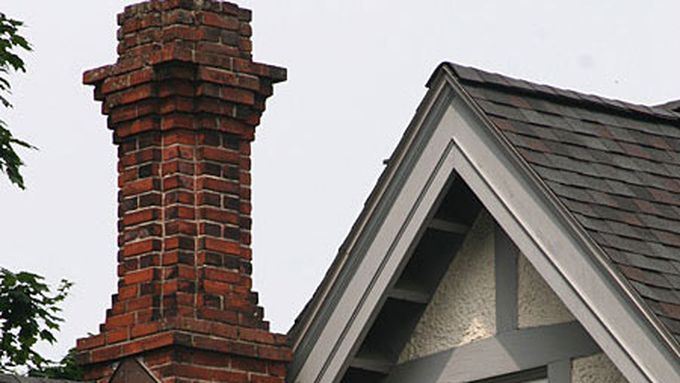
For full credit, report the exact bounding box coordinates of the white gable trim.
[444,75,677,382]
[291,78,460,383]
[289,69,679,383]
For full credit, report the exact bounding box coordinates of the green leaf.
[0,268,72,373]
[0,12,33,189]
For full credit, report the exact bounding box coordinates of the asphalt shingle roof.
[447,62,680,342]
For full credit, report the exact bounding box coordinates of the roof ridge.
[445,62,680,123]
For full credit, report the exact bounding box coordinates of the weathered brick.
[200,237,240,255]
[124,267,157,285]
[123,239,162,257]
[79,1,290,381]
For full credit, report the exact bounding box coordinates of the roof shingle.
[447,62,680,342]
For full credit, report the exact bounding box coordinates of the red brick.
[105,312,135,329]
[118,84,155,105]
[123,239,161,257]
[165,206,195,220]
[162,160,195,176]
[160,41,194,62]
[201,207,238,224]
[197,41,240,57]
[267,363,286,377]
[164,236,195,251]
[118,285,139,300]
[162,145,194,161]
[198,177,239,194]
[231,356,267,374]
[200,12,239,30]
[160,97,194,114]
[162,25,202,42]
[165,190,194,205]
[201,237,240,255]
[198,307,238,324]
[90,344,123,363]
[219,118,250,136]
[163,175,194,190]
[165,221,197,236]
[129,67,154,85]
[200,146,240,163]
[116,117,160,138]
[122,178,158,196]
[257,346,292,362]
[81,1,292,381]
[164,130,196,145]
[239,327,274,344]
[106,327,129,344]
[77,334,106,350]
[126,294,153,311]
[131,322,162,338]
[123,208,160,226]
[174,364,247,382]
[209,322,238,339]
[203,280,231,295]
[252,375,284,383]
[102,74,130,94]
[124,268,157,285]
[83,64,113,85]
[161,114,195,130]
[204,268,240,284]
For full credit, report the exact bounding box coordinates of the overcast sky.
[2,0,679,363]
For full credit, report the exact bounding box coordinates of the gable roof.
[446,62,680,344]
[288,62,680,382]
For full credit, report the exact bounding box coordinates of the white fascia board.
[291,76,458,383]
[444,73,679,382]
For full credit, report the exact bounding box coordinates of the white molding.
[290,76,457,383]
[385,321,596,383]
[445,77,679,382]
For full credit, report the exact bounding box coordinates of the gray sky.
[2,0,679,363]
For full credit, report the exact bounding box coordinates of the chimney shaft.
[76,1,290,381]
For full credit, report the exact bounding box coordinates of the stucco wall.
[572,353,627,383]
[399,211,496,362]
[517,252,574,328]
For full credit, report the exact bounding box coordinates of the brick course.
[76,1,290,382]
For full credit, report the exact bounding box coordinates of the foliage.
[0,268,72,373]
[0,12,80,380]
[0,12,34,189]
[28,347,84,380]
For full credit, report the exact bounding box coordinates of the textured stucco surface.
[517,252,574,328]
[399,211,495,362]
[572,353,627,383]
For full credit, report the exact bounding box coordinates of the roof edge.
[439,64,680,378]
[443,62,680,124]
[287,66,452,346]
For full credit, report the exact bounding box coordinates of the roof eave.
[439,63,680,379]
[287,65,453,351]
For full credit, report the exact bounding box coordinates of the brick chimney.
[75,1,290,382]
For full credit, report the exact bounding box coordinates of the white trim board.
[385,321,597,383]
[289,69,680,383]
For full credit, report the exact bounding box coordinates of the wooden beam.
[548,360,571,383]
[388,286,430,305]
[428,218,469,234]
[495,223,518,332]
[384,321,599,383]
[350,355,392,375]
